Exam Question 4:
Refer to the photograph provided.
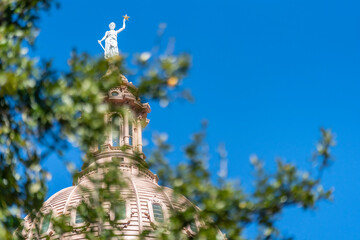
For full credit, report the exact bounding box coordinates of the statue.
[98,14,130,59]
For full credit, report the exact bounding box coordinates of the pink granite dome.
[23,157,198,239]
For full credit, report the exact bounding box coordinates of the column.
[124,112,129,145]
[133,124,137,149]
[105,114,111,146]
[137,119,143,152]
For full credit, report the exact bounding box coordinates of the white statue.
[98,15,129,59]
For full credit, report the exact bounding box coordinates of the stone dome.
[23,155,197,239]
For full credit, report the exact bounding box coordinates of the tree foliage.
[0,1,334,239]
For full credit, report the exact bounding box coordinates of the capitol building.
[19,17,226,239]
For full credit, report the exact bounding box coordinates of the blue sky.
[35,0,360,239]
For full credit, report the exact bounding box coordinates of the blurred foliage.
[146,125,334,240]
[0,0,335,240]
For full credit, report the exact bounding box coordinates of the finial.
[98,14,130,59]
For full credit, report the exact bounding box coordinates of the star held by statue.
[123,14,130,21]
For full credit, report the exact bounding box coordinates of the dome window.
[112,201,126,221]
[189,220,198,233]
[111,114,122,147]
[152,203,164,223]
[40,212,52,235]
[129,122,133,146]
[75,210,84,224]
[148,198,168,225]
[110,200,131,223]
[71,203,87,227]
[111,91,119,96]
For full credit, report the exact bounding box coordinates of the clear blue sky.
[35,0,360,239]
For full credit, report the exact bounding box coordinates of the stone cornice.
[77,151,158,185]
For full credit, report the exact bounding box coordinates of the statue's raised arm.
[116,18,126,34]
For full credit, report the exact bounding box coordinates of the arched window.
[129,122,133,146]
[71,203,86,226]
[111,91,119,96]
[112,114,121,147]
[152,203,164,223]
[111,201,126,221]
[40,212,52,235]
[189,220,198,233]
[75,210,84,224]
